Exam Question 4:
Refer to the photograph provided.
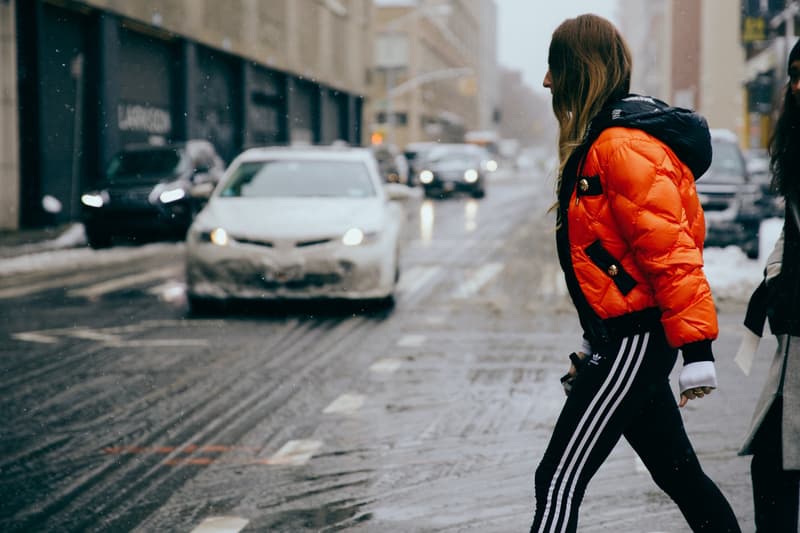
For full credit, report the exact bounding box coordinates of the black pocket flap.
[585,240,637,295]
[576,175,602,196]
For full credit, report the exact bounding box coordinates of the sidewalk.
[0,223,87,259]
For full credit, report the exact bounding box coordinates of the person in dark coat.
[739,38,800,533]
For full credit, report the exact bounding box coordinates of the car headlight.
[81,193,105,208]
[464,169,479,183]
[485,160,499,172]
[341,228,379,246]
[198,228,230,246]
[159,188,186,204]
[342,228,365,246]
[419,170,434,184]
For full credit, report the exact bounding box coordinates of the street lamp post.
[374,2,458,146]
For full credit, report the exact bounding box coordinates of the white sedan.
[185,146,413,310]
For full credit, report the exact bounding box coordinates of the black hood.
[587,94,712,180]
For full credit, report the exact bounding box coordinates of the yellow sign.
[742,17,766,43]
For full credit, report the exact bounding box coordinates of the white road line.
[147,281,187,302]
[396,265,441,297]
[425,315,446,325]
[265,439,323,466]
[396,334,426,348]
[189,516,249,533]
[67,266,182,299]
[452,262,504,299]
[10,332,59,344]
[0,270,102,299]
[369,358,403,374]
[323,393,365,415]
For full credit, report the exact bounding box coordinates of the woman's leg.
[530,333,654,533]
[623,381,741,532]
[750,398,800,533]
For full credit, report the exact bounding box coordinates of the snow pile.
[0,242,182,276]
[703,217,784,303]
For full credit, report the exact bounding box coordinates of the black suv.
[697,130,761,258]
[81,140,224,248]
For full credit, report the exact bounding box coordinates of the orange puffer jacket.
[556,95,717,363]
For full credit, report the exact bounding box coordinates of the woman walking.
[530,14,741,532]
[739,38,800,533]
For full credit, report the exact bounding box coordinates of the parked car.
[744,147,784,219]
[698,130,761,258]
[185,145,412,311]
[370,143,409,185]
[80,140,224,248]
[415,143,489,198]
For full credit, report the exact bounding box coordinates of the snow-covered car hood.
[193,197,387,240]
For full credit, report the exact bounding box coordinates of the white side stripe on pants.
[539,333,650,532]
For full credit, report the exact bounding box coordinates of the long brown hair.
[768,74,800,198]
[548,15,632,204]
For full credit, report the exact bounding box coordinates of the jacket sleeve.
[600,137,718,360]
[765,228,784,284]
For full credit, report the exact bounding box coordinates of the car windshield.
[105,149,185,183]
[219,160,376,198]
[425,150,479,169]
[706,141,746,183]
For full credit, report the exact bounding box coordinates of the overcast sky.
[496,0,620,93]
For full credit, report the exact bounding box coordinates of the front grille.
[296,238,333,247]
[235,237,274,247]
[108,188,153,208]
[701,195,735,212]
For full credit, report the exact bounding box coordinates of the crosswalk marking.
[147,281,187,302]
[0,270,102,299]
[323,393,365,414]
[370,358,403,374]
[189,516,249,533]
[261,439,323,466]
[396,265,441,296]
[452,262,504,299]
[67,267,182,299]
[396,334,426,348]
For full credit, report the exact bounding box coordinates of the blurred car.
[185,145,412,310]
[370,143,409,185]
[697,130,761,258]
[80,140,224,248]
[415,143,489,198]
[403,142,437,186]
[744,147,784,219]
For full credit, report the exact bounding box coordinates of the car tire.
[187,294,222,315]
[744,245,759,260]
[86,229,113,249]
[471,188,486,199]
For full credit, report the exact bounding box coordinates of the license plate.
[444,182,455,192]
[271,265,303,283]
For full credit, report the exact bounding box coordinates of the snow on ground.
[0,241,182,276]
[703,217,783,303]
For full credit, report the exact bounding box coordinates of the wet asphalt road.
[0,170,772,532]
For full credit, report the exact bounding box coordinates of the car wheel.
[471,188,486,199]
[744,245,759,260]
[86,229,113,249]
[187,294,222,315]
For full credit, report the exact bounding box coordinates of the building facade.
[3,0,373,229]
[618,0,744,138]
[369,0,497,149]
[741,0,799,149]
[1,0,20,231]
